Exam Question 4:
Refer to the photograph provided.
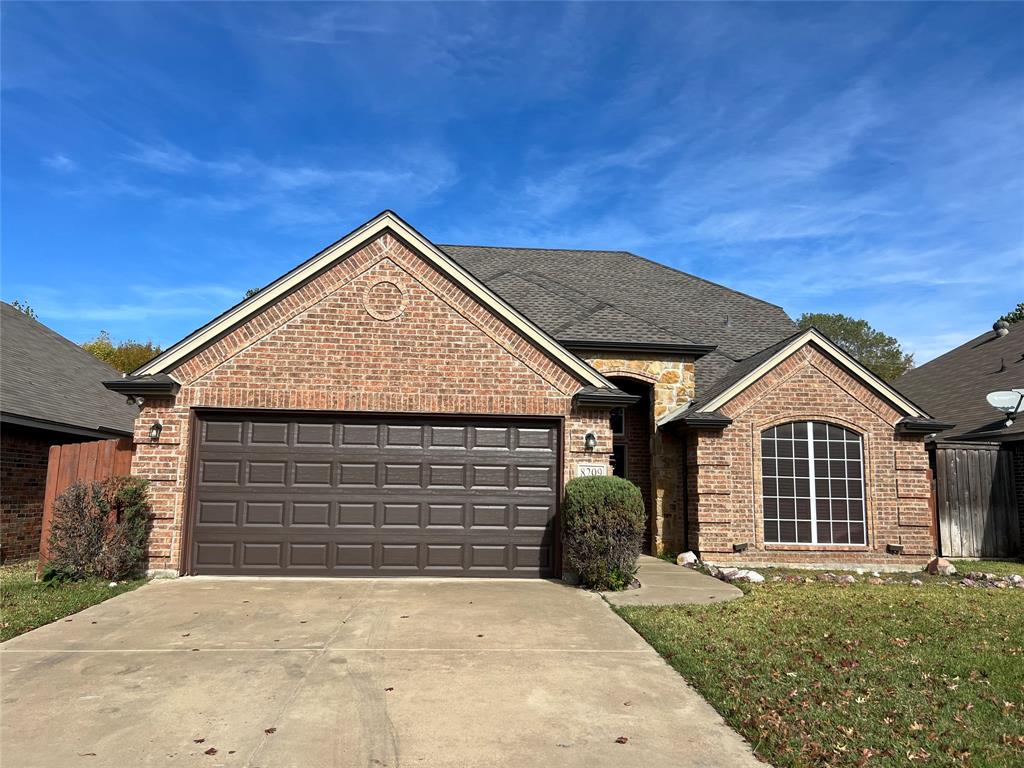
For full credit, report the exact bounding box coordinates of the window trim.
[760,420,868,547]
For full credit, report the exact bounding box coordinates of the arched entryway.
[608,376,655,553]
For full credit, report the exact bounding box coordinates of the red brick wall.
[131,231,600,572]
[687,344,934,569]
[1,428,51,562]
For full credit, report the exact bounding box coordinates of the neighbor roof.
[896,322,1024,441]
[1,302,137,437]
[440,244,797,396]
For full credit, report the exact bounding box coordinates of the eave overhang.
[561,340,717,358]
[0,412,132,440]
[103,374,181,398]
[662,410,733,430]
[896,417,956,435]
[574,386,642,408]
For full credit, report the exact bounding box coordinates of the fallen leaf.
[384,687,394,692]
[615,736,629,744]
[264,727,276,735]
[204,747,217,755]
[193,739,205,744]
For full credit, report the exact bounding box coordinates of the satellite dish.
[986,389,1024,426]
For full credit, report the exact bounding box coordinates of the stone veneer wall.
[582,353,696,554]
[687,344,935,569]
[130,232,604,572]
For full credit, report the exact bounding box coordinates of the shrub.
[47,476,151,581]
[562,475,646,590]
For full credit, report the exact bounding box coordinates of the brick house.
[0,302,137,562]
[105,211,948,577]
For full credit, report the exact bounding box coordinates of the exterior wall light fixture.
[150,421,163,442]
[584,432,597,451]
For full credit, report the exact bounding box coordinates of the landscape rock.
[735,569,765,583]
[818,572,839,583]
[909,578,923,586]
[838,575,856,585]
[925,557,957,576]
[718,567,740,581]
[676,551,699,568]
[961,578,976,587]
[868,577,885,585]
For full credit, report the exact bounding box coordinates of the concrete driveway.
[1,577,762,768]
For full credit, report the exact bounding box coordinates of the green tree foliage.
[998,302,1024,325]
[9,300,37,319]
[797,312,914,382]
[82,331,161,373]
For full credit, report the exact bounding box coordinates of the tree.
[82,331,162,373]
[797,312,914,382]
[999,302,1024,325]
[9,300,37,319]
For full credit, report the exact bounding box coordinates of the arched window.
[761,422,866,545]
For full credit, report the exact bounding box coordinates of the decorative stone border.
[363,279,406,321]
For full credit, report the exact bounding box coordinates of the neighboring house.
[105,211,945,577]
[0,302,138,562]
[896,321,1023,557]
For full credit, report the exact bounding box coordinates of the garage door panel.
[191,414,559,577]
[203,421,244,445]
[251,422,289,445]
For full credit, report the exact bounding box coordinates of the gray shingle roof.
[441,244,796,395]
[895,322,1024,441]
[0,302,138,436]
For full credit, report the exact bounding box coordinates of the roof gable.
[659,328,928,425]
[134,211,611,390]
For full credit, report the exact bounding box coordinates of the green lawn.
[618,577,1024,768]
[0,561,145,642]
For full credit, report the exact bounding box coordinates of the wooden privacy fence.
[37,437,134,567]
[933,442,1020,558]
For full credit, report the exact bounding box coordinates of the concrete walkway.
[602,555,743,606]
[1,575,764,768]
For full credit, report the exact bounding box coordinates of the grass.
[951,559,1024,578]
[618,575,1024,768]
[0,561,145,642]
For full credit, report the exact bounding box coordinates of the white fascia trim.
[134,212,611,389]
[696,329,925,418]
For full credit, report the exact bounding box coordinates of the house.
[896,321,1023,557]
[104,211,945,577]
[0,302,138,562]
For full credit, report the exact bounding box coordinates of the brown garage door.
[189,413,560,577]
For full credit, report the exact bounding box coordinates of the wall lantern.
[584,432,597,451]
[149,421,163,442]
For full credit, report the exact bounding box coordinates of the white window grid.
[760,421,866,546]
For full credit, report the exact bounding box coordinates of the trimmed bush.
[47,476,151,581]
[562,475,646,590]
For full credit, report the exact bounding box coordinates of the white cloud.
[42,153,76,172]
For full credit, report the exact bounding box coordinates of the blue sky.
[3,2,1022,364]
